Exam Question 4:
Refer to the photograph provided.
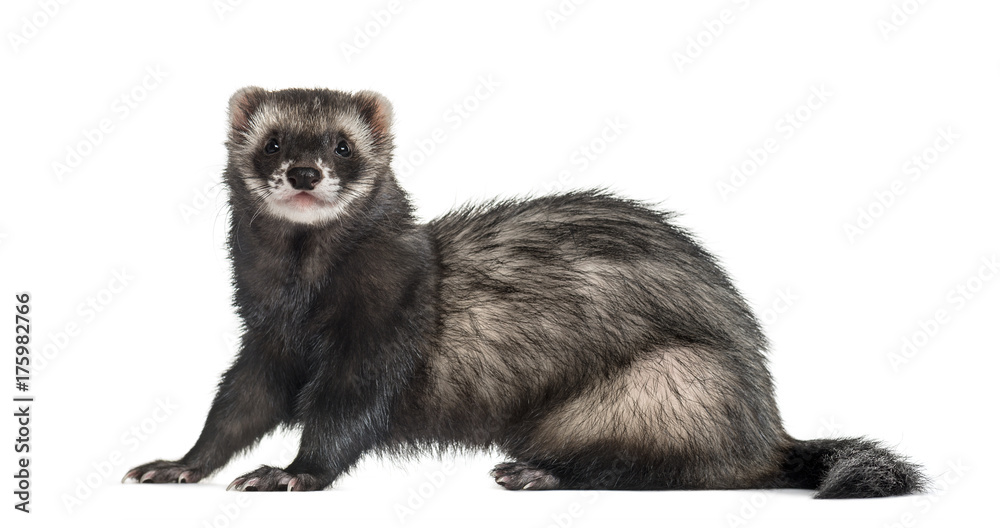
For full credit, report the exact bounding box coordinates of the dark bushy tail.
[776,438,927,499]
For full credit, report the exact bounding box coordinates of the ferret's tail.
[774,437,927,499]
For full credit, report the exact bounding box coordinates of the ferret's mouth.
[285,191,322,208]
[263,189,348,226]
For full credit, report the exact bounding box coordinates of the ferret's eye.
[263,138,280,155]
[335,140,352,158]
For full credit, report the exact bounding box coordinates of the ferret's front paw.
[227,465,329,492]
[122,460,205,484]
[490,461,560,490]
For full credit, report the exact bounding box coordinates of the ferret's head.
[224,87,394,226]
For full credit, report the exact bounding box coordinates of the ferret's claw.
[227,478,245,491]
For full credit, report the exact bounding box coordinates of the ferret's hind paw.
[228,465,329,492]
[490,461,560,490]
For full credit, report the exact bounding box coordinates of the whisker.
[248,193,271,228]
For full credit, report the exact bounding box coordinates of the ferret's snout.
[286,167,322,191]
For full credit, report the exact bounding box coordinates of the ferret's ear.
[228,86,268,134]
[355,90,394,140]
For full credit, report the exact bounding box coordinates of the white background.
[2,1,998,527]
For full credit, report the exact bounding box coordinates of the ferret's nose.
[286,167,322,191]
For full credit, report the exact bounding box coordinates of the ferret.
[123,87,926,497]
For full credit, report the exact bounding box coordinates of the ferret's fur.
[124,87,926,498]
